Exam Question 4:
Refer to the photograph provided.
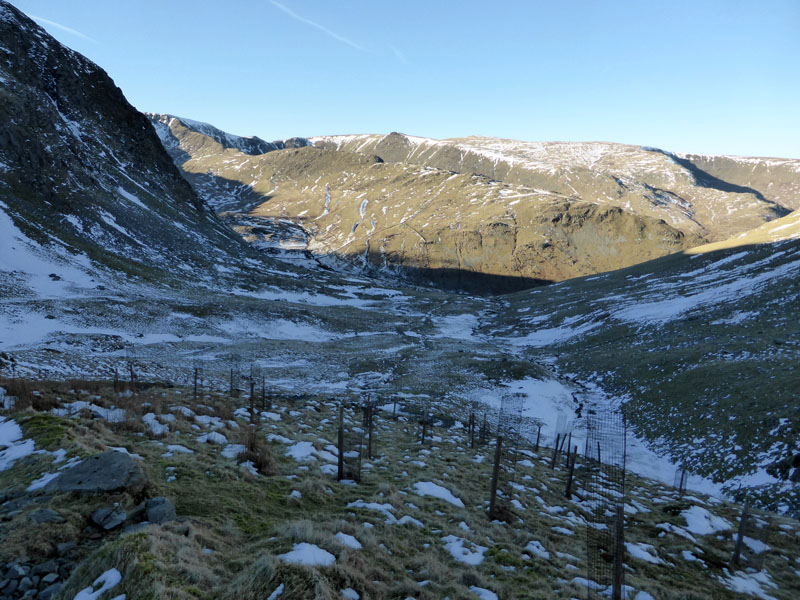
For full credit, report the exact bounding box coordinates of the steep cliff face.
[0,2,246,283]
[154,119,704,293]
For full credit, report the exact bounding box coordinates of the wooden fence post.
[489,435,504,519]
[612,503,625,600]
[731,500,750,568]
[367,403,374,459]
[551,433,561,469]
[564,446,578,499]
[337,404,345,482]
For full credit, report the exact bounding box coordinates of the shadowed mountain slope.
[152,117,721,293]
[0,2,256,291]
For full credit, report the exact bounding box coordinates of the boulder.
[144,497,175,524]
[44,451,146,494]
[55,542,76,556]
[31,560,58,576]
[28,509,65,524]
[90,505,127,530]
[41,573,59,585]
[38,582,62,600]
[5,564,27,578]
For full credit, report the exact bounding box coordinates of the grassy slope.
[491,237,800,514]
[156,118,702,288]
[2,381,798,600]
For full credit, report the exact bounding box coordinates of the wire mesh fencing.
[585,411,628,600]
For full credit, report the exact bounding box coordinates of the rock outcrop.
[44,451,146,495]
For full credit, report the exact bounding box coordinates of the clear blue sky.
[11,0,800,158]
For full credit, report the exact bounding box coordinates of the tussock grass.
[1,379,798,600]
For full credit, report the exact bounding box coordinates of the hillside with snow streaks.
[159,123,717,292]
[492,237,800,513]
[312,133,793,241]
[1,0,799,529]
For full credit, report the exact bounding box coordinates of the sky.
[10,0,800,158]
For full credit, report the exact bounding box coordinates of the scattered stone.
[56,541,76,556]
[31,560,58,575]
[0,487,22,504]
[6,564,27,578]
[45,451,147,494]
[32,560,58,576]
[41,573,59,585]
[91,505,127,530]
[28,508,65,524]
[121,522,151,536]
[38,582,62,600]
[145,497,176,524]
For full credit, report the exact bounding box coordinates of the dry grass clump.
[0,377,36,410]
[220,558,338,600]
[294,476,331,504]
[239,427,277,476]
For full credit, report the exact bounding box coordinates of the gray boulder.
[45,451,146,494]
[32,561,58,576]
[28,509,64,524]
[90,505,127,530]
[144,497,175,524]
[55,542,76,556]
[38,583,62,600]
[121,522,151,536]
[41,573,59,585]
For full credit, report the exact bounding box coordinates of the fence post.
[128,362,137,397]
[565,446,577,499]
[612,503,625,600]
[356,427,363,483]
[489,435,504,519]
[469,412,475,449]
[551,433,561,469]
[261,375,266,410]
[367,403,374,459]
[731,500,750,568]
[535,423,541,452]
[337,404,345,482]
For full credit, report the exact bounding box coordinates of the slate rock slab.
[90,505,127,530]
[45,451,146,494]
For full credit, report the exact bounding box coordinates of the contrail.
[29,15,99,44]
[269,1,363,51]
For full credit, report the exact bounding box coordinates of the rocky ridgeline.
[149,113,311,157]
[0,0,253,285]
